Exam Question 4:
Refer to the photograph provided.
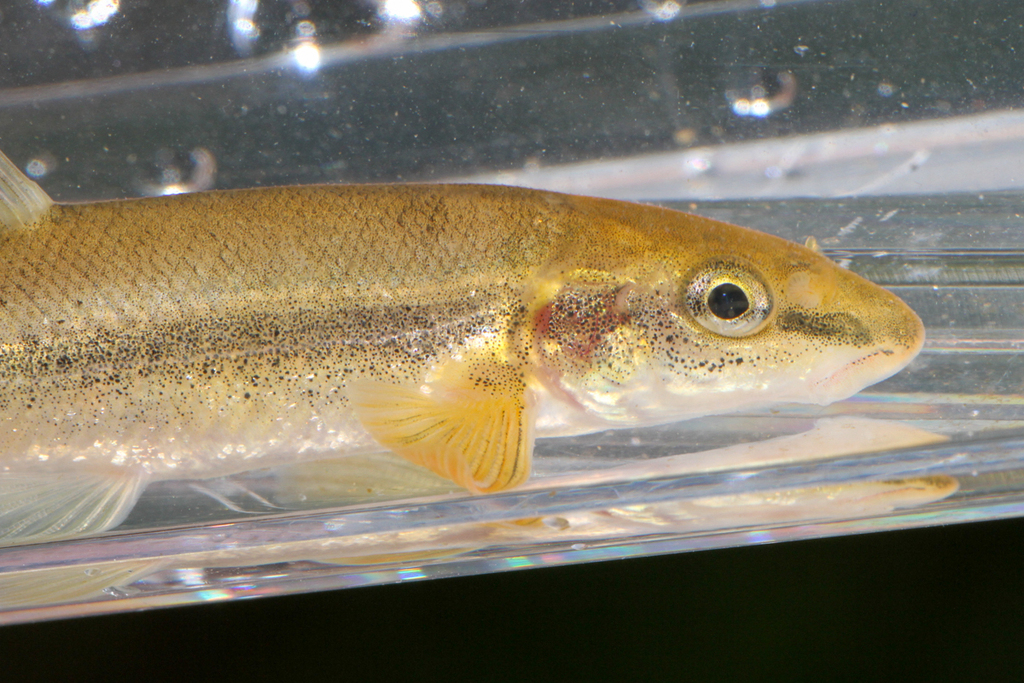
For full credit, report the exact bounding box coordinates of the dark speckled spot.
[776,310,872,346]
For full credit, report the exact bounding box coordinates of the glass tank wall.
[1,0,1024,623]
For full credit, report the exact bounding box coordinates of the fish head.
[529,199,924,428]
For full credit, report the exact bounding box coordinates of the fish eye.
[707,283,749,320]
[685,262,772,338]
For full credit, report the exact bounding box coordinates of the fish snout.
[807,284,925,404]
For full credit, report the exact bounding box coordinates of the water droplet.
[673,128,697,145]
[25,158,50,178]
[140,148,217,196]
[543,516,570,530]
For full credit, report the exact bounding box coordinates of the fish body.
[0,184,556,482]
[0,153,924,542]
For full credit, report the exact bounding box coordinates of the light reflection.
[197,590,233,601]
[292,42,321,72]
[396,568,426,581]
[233,18,258,38]
[228,0,260,55]
[639,0,681,22]
[685,155,710,173]
[379,0,422,24]
[70,0,119,30]
[732,97,772,118]
[727,71,797,119]
[503,556,533,569]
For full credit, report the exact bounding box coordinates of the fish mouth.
[808,344,919,405]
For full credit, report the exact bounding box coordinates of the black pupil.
[707,283,749,320]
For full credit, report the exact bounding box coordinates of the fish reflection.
[0,418,957,612]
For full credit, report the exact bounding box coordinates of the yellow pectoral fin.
[349,364,534,494]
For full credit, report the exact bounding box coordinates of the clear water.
[2,0,1024,623]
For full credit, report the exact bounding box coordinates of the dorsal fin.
[0,149,54,229]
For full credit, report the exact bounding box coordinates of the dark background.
[4,517,1024,681]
